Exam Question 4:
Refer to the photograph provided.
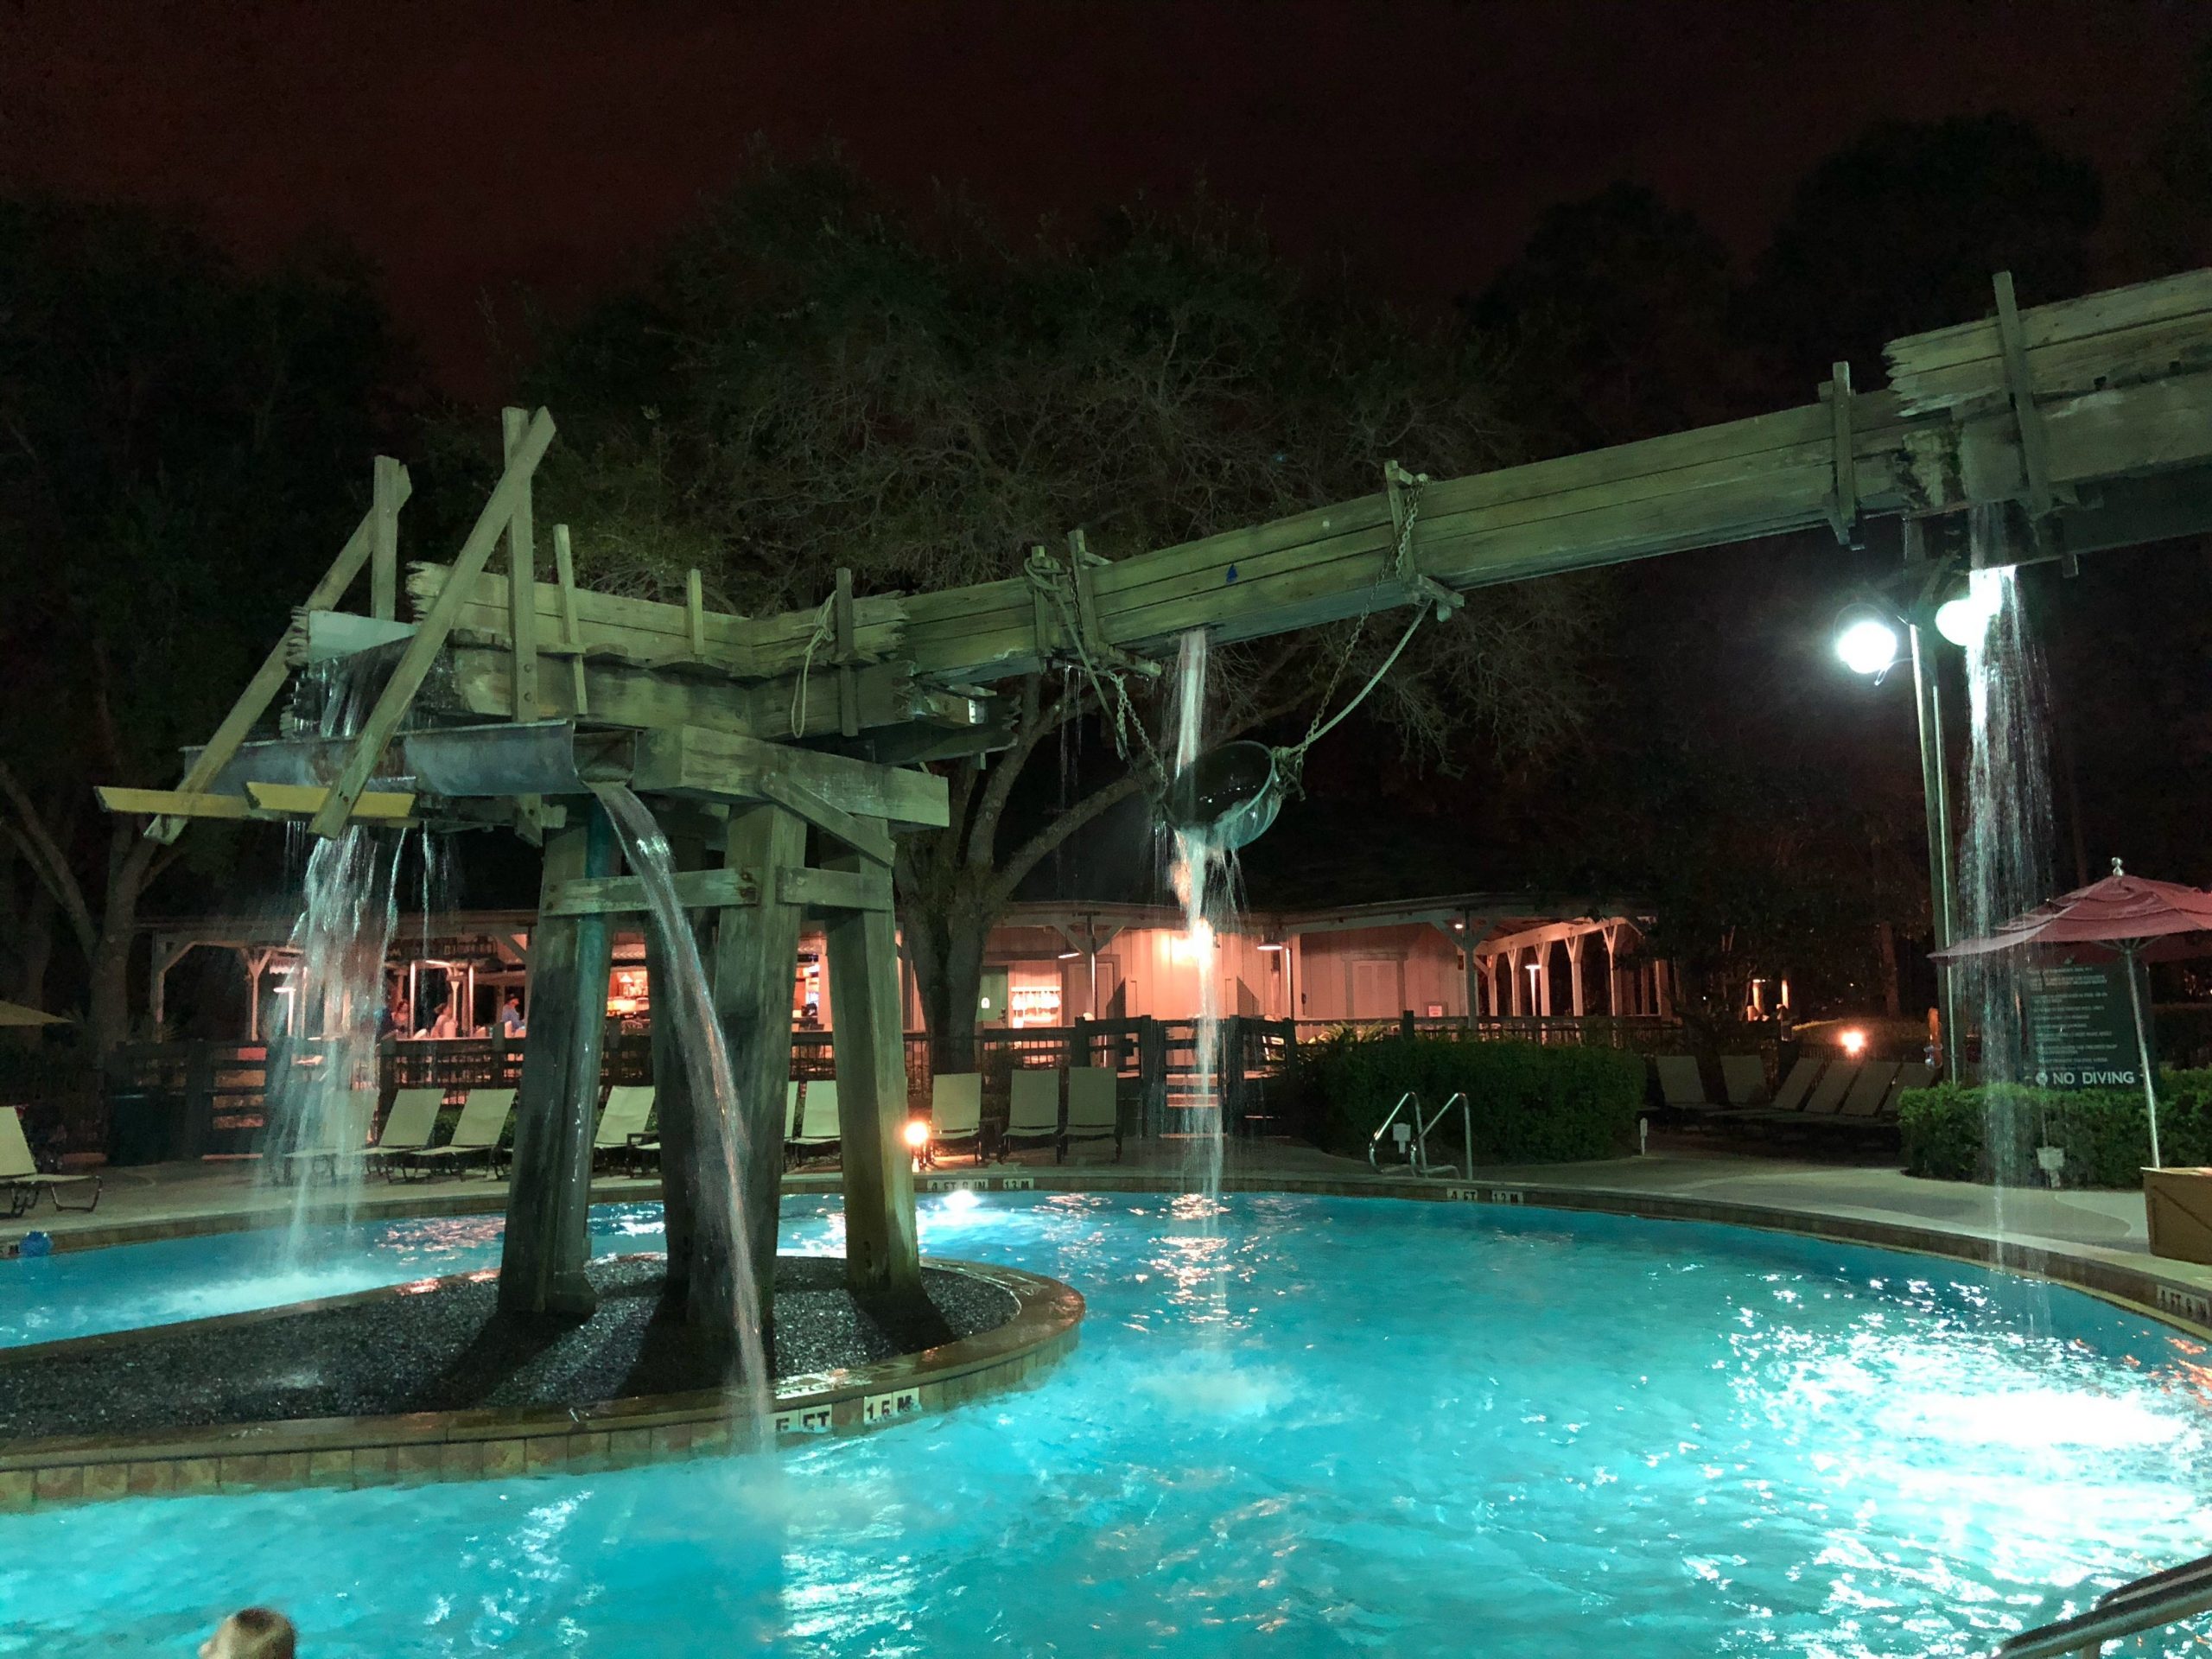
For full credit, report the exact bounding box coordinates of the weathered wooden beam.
[408,563,909,678]
[541,867,758,918]
[106,783,418,824]
[752,773,896,865]
[370,455,405,622]
[441,643,982,744]
[821,836,923,1304]
[780,864,893,912]
[630,725,950,829]
[502,408,542,723]
[309,408,556,838]
[551,524,589,715]
[244,783,416,823]
[145,466,411,842]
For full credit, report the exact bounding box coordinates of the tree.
[0,199,404,1052]
[1744,114,2102,388]
[508,160,1602,1068]
[1466,182,1749,454]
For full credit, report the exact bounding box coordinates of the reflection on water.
[3,1195,2209,1657]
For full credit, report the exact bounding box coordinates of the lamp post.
[1831,535,1965,1081]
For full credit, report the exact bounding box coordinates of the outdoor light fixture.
[1256,941,1287,952]
[903,1119,930,1150]
[1833,603,1902,677]
[1840,1027,1867,1056]
[1056,950,1080,960]
[1934,584,2001,647]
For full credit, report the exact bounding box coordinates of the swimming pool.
[2,1192,2206,1656]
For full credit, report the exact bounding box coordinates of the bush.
[1897,1070,2212,1186]
[1300,1033,1644,1164]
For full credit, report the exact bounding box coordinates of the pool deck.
[10,1136,2209,1323]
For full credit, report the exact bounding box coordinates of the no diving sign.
[2024,959,2147,1090]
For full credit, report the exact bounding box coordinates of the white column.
[1567,933,1587,1018]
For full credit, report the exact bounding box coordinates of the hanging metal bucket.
[1161,741,1287,851]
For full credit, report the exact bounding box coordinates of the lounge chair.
[1800,1063,1858,1117]
[274,1086,379,1184]
[1000,1069,1061,1159]
[929,1073,984,1166]
[787,1080,841,1165]
[1881,1061,1936,1117]
[591,1085,655,1170]
[1767,1057,1822,1116]
[0,1105,99,1217]
[401,1087,515,1178]
[1719,1055,1767,1107]
[1840,1060,1902,1118]
[1655,1056,1714,1111]
[1064,1066,1120,1161]
[280,1086,442,1182]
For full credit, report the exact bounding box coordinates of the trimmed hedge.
[1897,1071,2212,1187]
[1302,1032,1644,1164]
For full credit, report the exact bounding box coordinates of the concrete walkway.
[7,1136,2198,1308]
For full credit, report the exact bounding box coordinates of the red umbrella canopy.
[1933,861,2212,961]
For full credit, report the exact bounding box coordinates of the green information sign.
[2022,958,2148,1090]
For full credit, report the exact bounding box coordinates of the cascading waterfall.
[592,783,772,1439]
[1955,505,2059,1282]
[258,658,410,1270]
[1166,628,1232,1207]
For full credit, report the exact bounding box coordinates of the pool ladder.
[1994,1547,2212,1657]
[1367,1090,1471,1179]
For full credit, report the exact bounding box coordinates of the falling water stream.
[258,660,407,1272]
[1162,630,1243,1343]
[591,783,772,1438]
[1955,505,2060,1292]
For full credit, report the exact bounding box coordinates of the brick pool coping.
[0,1254,1082,1513]
[8,1162,2209,1514]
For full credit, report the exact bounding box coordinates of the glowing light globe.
[1834,615,1900,677]
[1934,588,1999,647]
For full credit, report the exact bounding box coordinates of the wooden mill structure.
[97,267,2212,1346]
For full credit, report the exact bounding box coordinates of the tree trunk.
[1875,921,1903,1018]
[907,899,988,1075]
[5,880,56,1010]
[87,825,161,1054]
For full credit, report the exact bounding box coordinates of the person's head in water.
[201,1608,296,1659]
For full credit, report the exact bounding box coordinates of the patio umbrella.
[1933,859,2212,1168]
[0,1001,67,1028]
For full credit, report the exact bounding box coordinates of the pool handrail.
[1994,1548,2212,1658]
[1366,1090,1472,1179]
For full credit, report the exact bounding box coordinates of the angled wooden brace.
[308,409,556,838]
[145,460,412,842]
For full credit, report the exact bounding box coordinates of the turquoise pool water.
[2,1192,2207,1656]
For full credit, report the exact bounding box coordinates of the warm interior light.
[903,1119,931,1149]
[1840,1028,1867,1056]
[1834,613,1901,676]
[1935,588,1999,647]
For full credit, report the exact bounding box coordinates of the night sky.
[6,0,2205,399]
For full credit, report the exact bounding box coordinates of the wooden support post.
[833,567,860,738]
[686,569,708,661]
[822,825,922,1304]
[309,408,554,838]
[1825,362,1858,546]
[648,827,710,1303]
[709,802,808,1345]
[502,409,541,722]
[499,801,615,1319]
[1567,933,1588,1018]
[371,455,404,621]
[552,524,589,716]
